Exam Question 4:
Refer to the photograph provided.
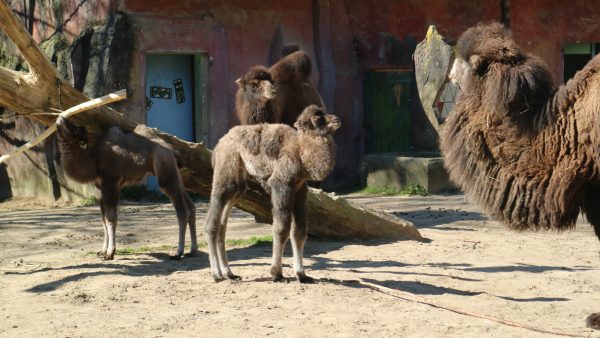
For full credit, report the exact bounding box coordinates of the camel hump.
[271,50,312,82]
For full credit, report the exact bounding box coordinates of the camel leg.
[157,159,196,259]
[290,184,314,283]
[270,185,293,282]
[205,193,227,281]
[216,199,241,280]
[100,180,120,260]
[97,191,109,257]
[159,182,189,258]
[184,192,198,256]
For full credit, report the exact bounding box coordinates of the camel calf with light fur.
[205,105,340,283]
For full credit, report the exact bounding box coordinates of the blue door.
[145,54,194,190]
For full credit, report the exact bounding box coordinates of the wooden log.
[0,2,422,241]
[0,90,127,164]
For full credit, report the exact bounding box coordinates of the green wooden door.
[364,69,413,153]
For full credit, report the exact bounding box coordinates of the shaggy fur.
[55,116,197,259]
[205,105,340,283]
[270,51,325,126]
[441,22,600,239]
[236,51,324,125]
[235,66,277,124]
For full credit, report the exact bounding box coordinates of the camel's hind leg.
[269,185,294,282]
[184,192,198,256]
[156,154,196,259]
[205,150,245,281]
[216,198,241,280]
[205,192,228,281]
[290,184,313,283]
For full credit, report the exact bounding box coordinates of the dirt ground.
[0,193,599,337]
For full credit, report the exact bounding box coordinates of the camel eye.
[312,115,326,127]
[79,141,87,150]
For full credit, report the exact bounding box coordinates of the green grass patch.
[225,235,273,247]
[358,184,428,196]
[78,196,97,207]
[399,183,428,196]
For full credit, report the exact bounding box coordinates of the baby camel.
[205,105,340,283]
[55,116,197,260]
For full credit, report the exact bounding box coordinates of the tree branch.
[0,1,58,81]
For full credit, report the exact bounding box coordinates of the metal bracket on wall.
[150,86,172,100]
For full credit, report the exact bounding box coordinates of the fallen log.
[0,2,422,241]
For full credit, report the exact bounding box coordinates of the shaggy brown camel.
[441,22,600,237]
[440,22,600,328]
[55,116,197,260]
[236,50,324,125]
[205,105,340,283]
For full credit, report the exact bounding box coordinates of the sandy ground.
[0,193,599,337]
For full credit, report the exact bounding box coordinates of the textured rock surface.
[413,25,454,137]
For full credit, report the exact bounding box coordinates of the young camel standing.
[205,105,340,283]
[55,116,197,260]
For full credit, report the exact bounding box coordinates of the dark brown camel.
[236,50,324,126]
[55,116,197,260]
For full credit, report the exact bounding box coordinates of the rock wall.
[0,1,133,202]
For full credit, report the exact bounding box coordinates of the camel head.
[450,22,524,90]
[235,66,276,102]
[294,105,340,136]
[56,116,89,150]
[449,22,554,119]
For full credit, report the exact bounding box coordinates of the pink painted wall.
[120,0,501,183]
[511,0,600,83]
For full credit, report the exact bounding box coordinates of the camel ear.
[235,78,243,88]
[469,55,485,73]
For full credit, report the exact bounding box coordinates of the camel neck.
[298,133,336,181]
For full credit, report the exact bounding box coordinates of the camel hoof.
[102,255,114,261]
[586,313,600,329]
[212,274,226,283]
[226,273,242,281]
[96,251,107,257]
[271,273,286,283]
[185,250,200,258]
[169,254,184,261]
[296,273,315,284]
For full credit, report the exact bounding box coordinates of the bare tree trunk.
[0,2,422,241]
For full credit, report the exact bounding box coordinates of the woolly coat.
[440,22,600,238]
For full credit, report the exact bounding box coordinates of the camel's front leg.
[97,189,108,257]
[100,180,120,260]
